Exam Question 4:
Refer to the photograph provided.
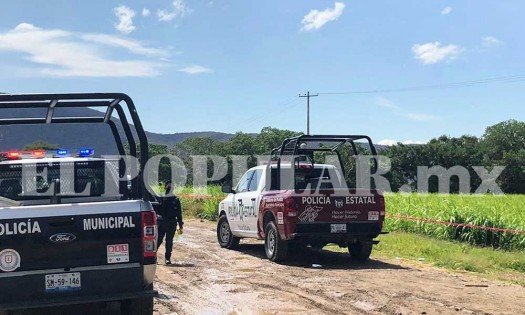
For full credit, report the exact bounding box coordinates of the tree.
[480,120,525,193]
[255,127,303,154]
[23,140,58,151]
[482,120,525,161]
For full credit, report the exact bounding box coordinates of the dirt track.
[153,219,525,315]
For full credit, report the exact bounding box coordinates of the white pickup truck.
[217,135,386,262]
[0,93,157,314]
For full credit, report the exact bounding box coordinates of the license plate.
[331,223,347,233]
[45,273,81,292]
[368,211,379,221]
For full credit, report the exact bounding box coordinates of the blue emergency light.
[79,148,94,157]
[56,149,70,156]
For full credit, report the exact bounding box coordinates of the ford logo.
[49,233,77,244]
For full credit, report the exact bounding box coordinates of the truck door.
[240,169,262,237]
[230,170,254,233]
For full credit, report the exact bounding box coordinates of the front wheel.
[217,215,240,249]
[348,241,373,261]
[264,221,288,262]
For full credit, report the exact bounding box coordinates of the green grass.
[178,185,225,221]
[327,232,525,285]
[384,193,525,250]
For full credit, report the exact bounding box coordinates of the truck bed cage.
[271,135,378,157]
[270,135,379,189]
[0,93,149,200]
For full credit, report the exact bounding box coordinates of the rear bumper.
[0,263,156,311]
[289,222,385,242]
[0,289,157,311]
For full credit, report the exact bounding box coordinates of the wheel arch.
[263,211,276,231]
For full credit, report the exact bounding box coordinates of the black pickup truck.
[0,93,157,314]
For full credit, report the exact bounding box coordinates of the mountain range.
[0,107,385,153]
[0,107,234,154]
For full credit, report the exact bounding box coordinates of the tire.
[348,241,373,261]
[264,221,288,262]
[120,296,154,315]
[217,215,240,249]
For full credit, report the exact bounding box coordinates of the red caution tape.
[386,214,525,235]
[179,195,525,235]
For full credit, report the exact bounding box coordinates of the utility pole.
[299,91,318,135]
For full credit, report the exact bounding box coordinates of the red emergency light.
[7,151,22,160]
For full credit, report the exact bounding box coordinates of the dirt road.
[153,219,525,315]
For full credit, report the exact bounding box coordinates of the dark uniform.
[156,187,183,264]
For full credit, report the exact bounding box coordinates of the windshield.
[0,160,120,204]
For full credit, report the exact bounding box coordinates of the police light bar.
[56,149,70,157]
[7,151,22,160]
[79,148,94,157]
[32,150,46,158]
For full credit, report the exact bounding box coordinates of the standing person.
[156,180,184,265]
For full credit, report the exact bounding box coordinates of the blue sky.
[0,0,524,145]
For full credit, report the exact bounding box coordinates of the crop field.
[177,187,525,250]
[384,193,525,250]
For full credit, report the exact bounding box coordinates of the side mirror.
[222,181,234,194]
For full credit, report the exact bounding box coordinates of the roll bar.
[0,93,149,200]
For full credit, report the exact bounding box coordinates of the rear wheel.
[264,221,288,262]
[348,241,373,261]
[120,296,154,315]
[217,215,240,249]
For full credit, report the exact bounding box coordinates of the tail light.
[284,197,297,217]
[379,196,386,216]
[7,151,21,160]
[141,211,157,258]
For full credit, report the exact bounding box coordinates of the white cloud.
[482,36,503,47]
[178,65,212,74]
[441,7,452,15]
[378,139,398,146]
[378,139,426,146]
[376,96,399,109]
[375,96,439,123]
[401,112,439,122]
[301,2,345,31]
[158,0,189,22]
[81,34,169,58]
[0,23,167,77]
[142,8,151,17]
[411,42,463,64]
[114,5,136,34]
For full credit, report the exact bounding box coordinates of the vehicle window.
[295,167,342,190]
[236,170,254,193]
[248,169,263,192]
[0,160,118,202]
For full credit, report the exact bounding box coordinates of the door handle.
[251,198,256,201]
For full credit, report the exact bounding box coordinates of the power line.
[243,98,303,130]
[319,74,525,95]
[231,96,301,133]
